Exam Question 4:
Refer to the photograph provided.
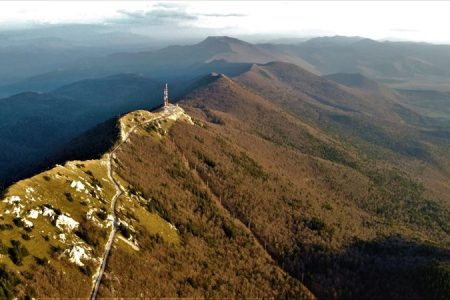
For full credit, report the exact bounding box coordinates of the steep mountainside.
[234,62,450,202]
[173,73,450,300]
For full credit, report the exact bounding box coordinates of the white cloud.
[0,1,151,26]
[0,1,449,43]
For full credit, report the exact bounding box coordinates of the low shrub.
[8,240,29,266]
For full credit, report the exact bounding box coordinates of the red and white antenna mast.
[163,83,169,106]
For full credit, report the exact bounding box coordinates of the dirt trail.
[90,105,177,299]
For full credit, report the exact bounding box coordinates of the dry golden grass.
[0,158,117,297]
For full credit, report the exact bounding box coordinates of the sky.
[1,1,450,44]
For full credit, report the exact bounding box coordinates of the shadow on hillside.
[7,116,122,187]
[55,116,121,161]
[286,235,450,300]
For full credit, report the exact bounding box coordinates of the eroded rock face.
[65,245,90,266]
[70,180,86,192]
[55,214,79,231]
[28,209,39,219]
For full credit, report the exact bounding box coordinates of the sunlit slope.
[0,107,184,298]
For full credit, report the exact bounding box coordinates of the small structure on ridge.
[163,83,169,107]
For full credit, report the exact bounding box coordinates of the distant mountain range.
[2,43,450,185]
[4,35,450,97]
[278,36,450,90]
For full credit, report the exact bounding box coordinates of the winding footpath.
[90,106,177,300]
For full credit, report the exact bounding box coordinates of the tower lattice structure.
[163,83,169,106]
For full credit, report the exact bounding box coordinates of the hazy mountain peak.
[196,72,230,86]
[180,72,231,97]
[202,36,249,45]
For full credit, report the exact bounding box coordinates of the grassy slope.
[0,158,114,297]
[0,109,180,298]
